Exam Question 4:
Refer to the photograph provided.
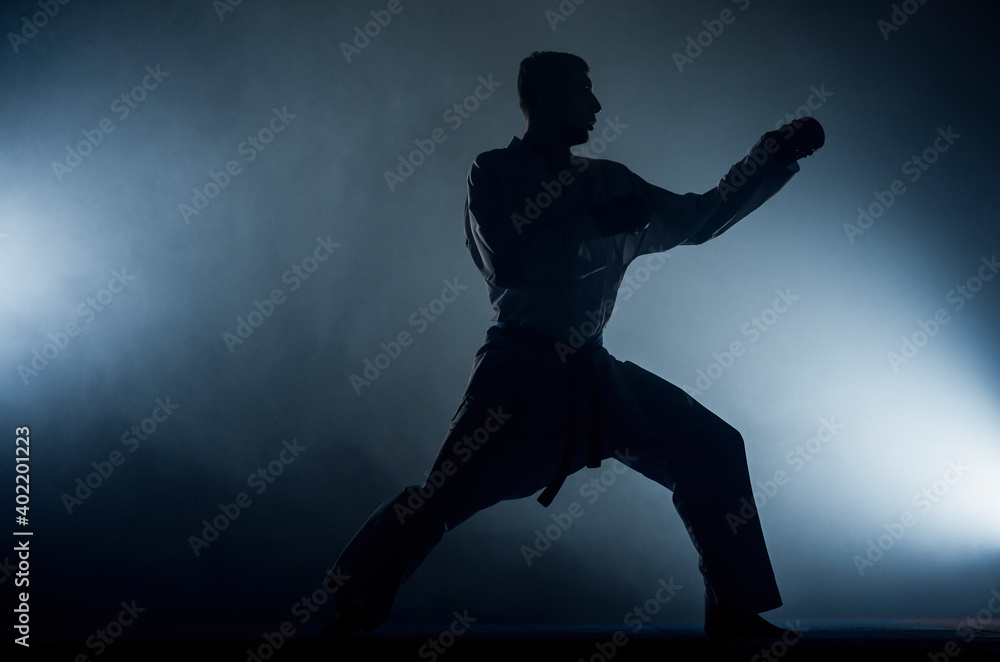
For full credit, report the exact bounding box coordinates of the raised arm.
[628,117,825,259]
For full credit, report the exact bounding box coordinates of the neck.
[522,126,572,175]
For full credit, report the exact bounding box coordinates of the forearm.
[682,118,824,244]
[685,148,800,244]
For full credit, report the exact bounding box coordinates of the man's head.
[517,51,601,145]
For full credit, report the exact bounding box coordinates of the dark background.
[2,0,999,650]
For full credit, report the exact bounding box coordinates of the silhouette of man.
[323,51,824,639]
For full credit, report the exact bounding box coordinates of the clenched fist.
[767,117,825,165]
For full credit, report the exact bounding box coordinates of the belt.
[495,321,605,507]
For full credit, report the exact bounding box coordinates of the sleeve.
[625,134,800,261]
[464,152,609,291]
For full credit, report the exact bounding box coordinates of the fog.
[2,0,998,641]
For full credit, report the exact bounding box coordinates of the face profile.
[517,52,602,163]
[538,68,602,147]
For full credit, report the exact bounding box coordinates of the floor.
[23,618,1000,661]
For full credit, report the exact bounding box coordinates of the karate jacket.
[456,135,799,507]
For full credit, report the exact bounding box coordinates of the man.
[323,51,824,639]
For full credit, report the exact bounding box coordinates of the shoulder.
[469,146,507,171]
[466,145,516,189]
[470,137,527,168]
[467,139,540,192]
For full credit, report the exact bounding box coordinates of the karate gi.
[327,135,800,631]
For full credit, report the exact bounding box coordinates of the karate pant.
[326,327,782,630]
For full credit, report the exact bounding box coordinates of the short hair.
[517,51,590,118]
